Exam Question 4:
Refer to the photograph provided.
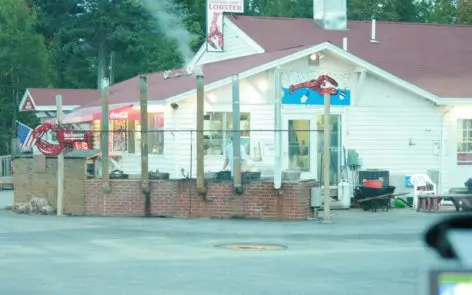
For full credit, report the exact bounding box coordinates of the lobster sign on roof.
[206,0,244,52]
[281,74,351,106]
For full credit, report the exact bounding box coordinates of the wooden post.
[196,74,206,195]
[100,78,111,193]
[56,95,64,216]
[232,74,242,192]
[139,76,150,216]
[323,93,331,222]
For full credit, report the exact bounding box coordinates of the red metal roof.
[82,45,309,106]
[227,15,472,98]
[25,88,99,107]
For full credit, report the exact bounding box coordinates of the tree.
[428,0,457,24]
[457,0,472,24]
[31,0,185,90]
[348,0,386,20]
[0,0,53,154]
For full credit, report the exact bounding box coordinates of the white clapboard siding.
[345,74,443,189]
[116,108,176,177]
[171,97,275,178]
[441,112,454,192]
[441,110,472,192]
[194,18,264,66]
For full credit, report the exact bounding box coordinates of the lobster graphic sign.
[206,0,244,52]
[282,74,351,106]
[32,123,92,156]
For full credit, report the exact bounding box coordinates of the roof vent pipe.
[343,37,348,50]
[370,19,379,43]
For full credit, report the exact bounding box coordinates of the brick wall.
[13,157,86,215]
[85,179,318,220]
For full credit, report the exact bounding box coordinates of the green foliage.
[458,0,472,24]
[0,0,464,154]
[0,0,50,154]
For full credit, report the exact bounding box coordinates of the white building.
[20,0,472,194]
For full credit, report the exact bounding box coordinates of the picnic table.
[448,194,472,212]
[417,189,472,213]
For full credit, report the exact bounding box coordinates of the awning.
[42,104,135,125]
[92,104,140,121]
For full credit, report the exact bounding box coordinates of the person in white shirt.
[222,137,247,176]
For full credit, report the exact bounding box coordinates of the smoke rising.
[141,0,195,66]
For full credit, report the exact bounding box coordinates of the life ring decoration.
[32,123,92,156]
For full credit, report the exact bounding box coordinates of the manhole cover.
[215,243,287,251]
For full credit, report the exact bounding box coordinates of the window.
[203,112,251,155]
[127,113,164,155]
[111,120,128,152]
[92,120,100,149]
[457,119,472,164]
[148,113,164,154]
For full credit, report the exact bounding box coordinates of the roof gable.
[172,42,442,105]
[228,15,472,98]
[19,88,100,112]
[188,16,265,67]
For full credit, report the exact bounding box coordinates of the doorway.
[282,115,317,180]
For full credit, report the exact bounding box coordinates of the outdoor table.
[417,195,443,212]
[443,193,472,212]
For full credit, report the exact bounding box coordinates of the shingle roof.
[228,15,472,98]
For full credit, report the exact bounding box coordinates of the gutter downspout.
[274,68,282,189]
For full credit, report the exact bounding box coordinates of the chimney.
[314,0,347,30]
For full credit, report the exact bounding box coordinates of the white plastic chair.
[410,174,437,210]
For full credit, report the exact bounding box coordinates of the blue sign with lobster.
[281,74,351,106]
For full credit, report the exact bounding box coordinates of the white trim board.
[169,42,443,106]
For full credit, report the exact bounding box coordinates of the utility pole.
[109,51,115,85]
[323,93,332,223]
[97,22,106,90]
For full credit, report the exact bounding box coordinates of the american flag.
[17,121,35,151]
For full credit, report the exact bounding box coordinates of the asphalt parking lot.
[0,190,453,295]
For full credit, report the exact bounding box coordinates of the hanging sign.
[206,0,244,52]
[32,123,92,156]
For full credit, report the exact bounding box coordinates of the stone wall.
[85,179,318,220]
[13,157,86,215]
